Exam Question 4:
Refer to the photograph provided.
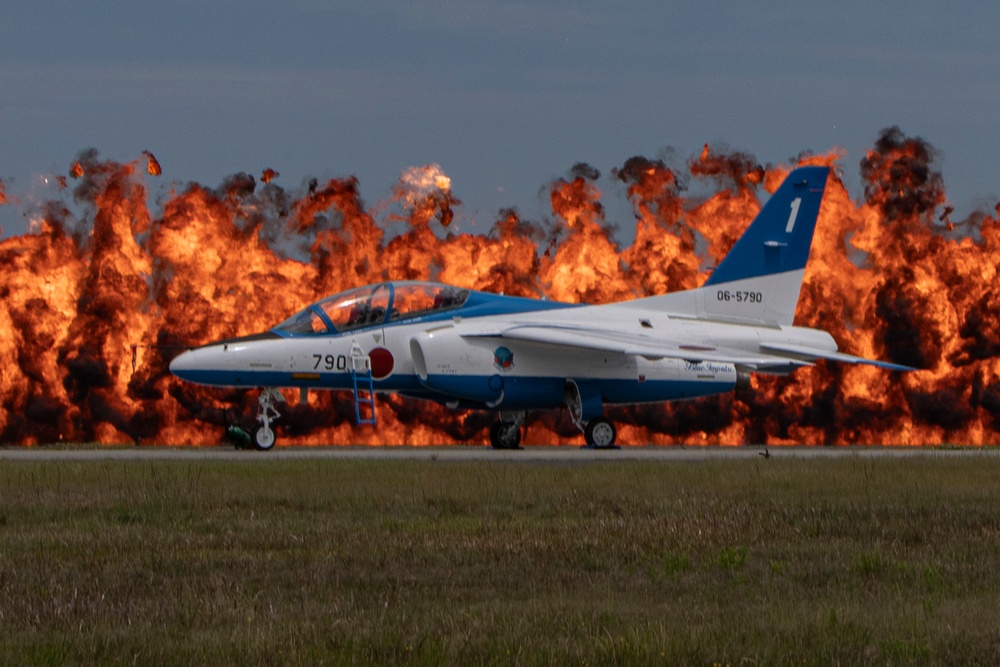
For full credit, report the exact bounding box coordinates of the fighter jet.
[170,166,911,449]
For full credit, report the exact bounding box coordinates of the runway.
[1,445,996,462]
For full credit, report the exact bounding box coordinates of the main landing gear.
[489,411,524,449]
[487,384,620,449]
[566,380,619,449]
[583,417,617,449]
[251,387,285,450]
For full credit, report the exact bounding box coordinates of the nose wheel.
[251,388,284,451]
[252,423,276,450]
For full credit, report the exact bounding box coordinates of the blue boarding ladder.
[349,342,377,426]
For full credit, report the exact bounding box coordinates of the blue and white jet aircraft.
[170,166,911,449]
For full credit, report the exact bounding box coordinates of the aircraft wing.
[760,343,917,372]
[463,323,914,371]
[462,323,813,369]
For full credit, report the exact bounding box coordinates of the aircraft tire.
[584,418,617,448]
[489,421,521,449]
[252,424,277,451]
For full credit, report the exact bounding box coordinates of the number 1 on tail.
[785,197,802,233]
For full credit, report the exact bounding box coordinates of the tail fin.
[636,166,829,326]
[701,166,829,325]
[705,166,829,287]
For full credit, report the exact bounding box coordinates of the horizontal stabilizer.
[761,343,916,372]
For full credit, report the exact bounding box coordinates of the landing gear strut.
[252,388,285,451]
[489,411,524,449]
[566,380,618,449]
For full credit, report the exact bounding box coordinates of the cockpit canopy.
[273,281,471,336]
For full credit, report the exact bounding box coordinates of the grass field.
[3,454,1000,665]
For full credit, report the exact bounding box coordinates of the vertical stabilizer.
[705,166,829,287]
[635,166,829,326]
[701,166,828,325]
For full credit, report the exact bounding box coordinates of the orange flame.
[1,131,999,447]
[143,150,162,177]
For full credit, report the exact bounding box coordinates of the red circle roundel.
[368,347,394,380]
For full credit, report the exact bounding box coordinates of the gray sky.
[2,1,998,236]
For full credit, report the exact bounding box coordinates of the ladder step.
[349,342,377,426]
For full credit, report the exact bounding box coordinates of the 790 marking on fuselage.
[314,354,349,371]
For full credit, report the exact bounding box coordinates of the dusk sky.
[2,2,998,236]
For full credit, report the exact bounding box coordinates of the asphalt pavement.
[0,445,994,462]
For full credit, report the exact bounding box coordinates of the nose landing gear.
[251,387,285,450]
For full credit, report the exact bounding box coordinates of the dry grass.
[2,455,1000,664]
